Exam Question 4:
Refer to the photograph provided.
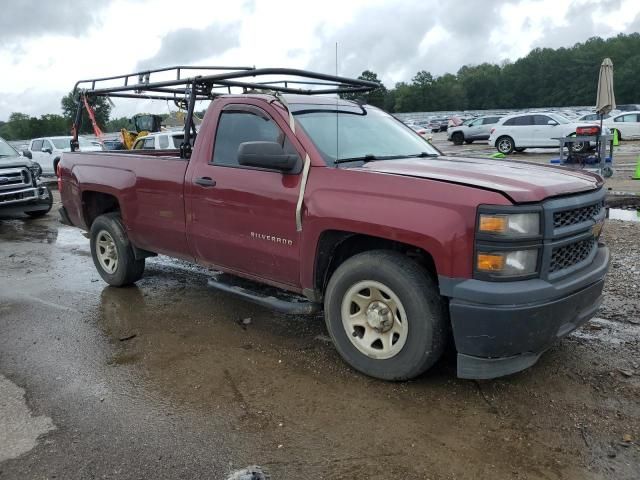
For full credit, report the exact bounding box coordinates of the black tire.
[53,158,60,176]
[324,250,447,381]
[515,147,526,152]
[90,213,145,287]
[465,140,473,144]
[25,187,53,218]
[566,134,588,153]
[452,132,464,145]
[496,136,515,154]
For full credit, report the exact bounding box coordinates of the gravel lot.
[0,142,639,479]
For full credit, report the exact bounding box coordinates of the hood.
[358,156,602,203]
[0,157,32,169]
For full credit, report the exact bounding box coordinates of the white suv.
[132,131,185,150]
[488,113,591,154]
[447,115,502,145]
[28,136,102,175]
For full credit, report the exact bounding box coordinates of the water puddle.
[608,208,640,222]
[571,317,640,344]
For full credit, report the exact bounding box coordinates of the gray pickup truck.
[0,136,52,218]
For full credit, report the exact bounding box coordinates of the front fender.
[299,167,512,290]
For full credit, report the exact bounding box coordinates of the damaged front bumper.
[0,185,52,216]
[441,244,610,379]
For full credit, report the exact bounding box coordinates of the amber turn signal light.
[479,215,508,233]
[477,253,505,271]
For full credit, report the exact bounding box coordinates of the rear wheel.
[90,213,145,286]
[496,136,515,154]
[452,132,464,145]
[324,250,446,380]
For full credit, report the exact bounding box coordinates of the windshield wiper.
[334,152,437,164]
[334,154,381,164]
[404,152,438,158]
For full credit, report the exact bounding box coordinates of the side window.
[172,135,184,148]
[42,140,53,150]
[143,137,155,149]
[619,114,638,123]
[483,117,499,125]
[514,115,534,126]
[211,109,297,167]
[133,139,145,149]
[503,118,517,126]
[533,115,552,125]
[32,139,43,151]
[158,135,169,149]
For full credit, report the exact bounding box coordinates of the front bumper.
[442,244,609,379]
[0,186,51,216]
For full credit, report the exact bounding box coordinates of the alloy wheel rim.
[340,280,408,360]
[498,139,511,153]
[96,230,118,274]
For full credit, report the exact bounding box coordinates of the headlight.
[476,249,538,277]
[478,212,540,237]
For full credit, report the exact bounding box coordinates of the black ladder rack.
[71,65,379,158]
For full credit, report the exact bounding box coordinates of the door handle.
[195,176,216,187]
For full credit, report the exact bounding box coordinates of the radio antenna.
[335,42,339,163]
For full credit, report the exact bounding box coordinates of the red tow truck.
[59,67,609,380]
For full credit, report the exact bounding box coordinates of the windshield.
[293,105,439,164]
[549,113,570,124]
[0,138,19,158]
[52,138,71,149]
[78,137,94,147]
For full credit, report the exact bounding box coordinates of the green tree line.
[1,33,639,140]
[348,33,640,112]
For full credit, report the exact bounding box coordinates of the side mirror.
[42,147,53,154]
[547,120,558,126]
[22,150,32,159]
[237,141,299,171]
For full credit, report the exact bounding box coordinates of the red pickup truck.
[59,68,609,380]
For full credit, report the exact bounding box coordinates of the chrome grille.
[550,238,596,273]
[553,201,603,229]
[0,168,31,191]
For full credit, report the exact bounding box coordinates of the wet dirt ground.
[1,186,639,479]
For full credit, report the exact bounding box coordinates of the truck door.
[186,103,303,288]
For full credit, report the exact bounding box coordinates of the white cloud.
[0,0,639,120]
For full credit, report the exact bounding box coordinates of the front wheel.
[496,136,515,154]
[451,132,464,145]
[324,250,446,380]
[90,213,145,286]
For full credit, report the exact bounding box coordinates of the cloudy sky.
[1,0,639,121]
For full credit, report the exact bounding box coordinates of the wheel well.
[314,231,437,294]
[82,191,120,227]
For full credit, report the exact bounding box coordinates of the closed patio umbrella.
[596,58,615,119]
[595,58,615,160]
